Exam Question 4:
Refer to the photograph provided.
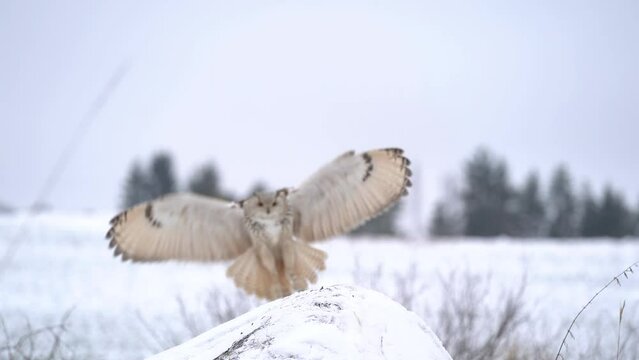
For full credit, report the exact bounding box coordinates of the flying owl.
[106,148,411,299]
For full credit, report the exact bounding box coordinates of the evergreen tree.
[149,152,177,197]
[351,202,401,237]
[547,166,578,238]
[514,172,545,237]
[598,186,631,238]
[579,185,600,237]
[430,202,461,237]
[429,178,464,237]
[462,148,514,236]
[121,162,154,208]
[188,163,222,198]
[246,181,268,197]
[0,201,13,214]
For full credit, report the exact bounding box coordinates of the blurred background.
[1,1,638,359]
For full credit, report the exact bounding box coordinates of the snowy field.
[1,212,638,359]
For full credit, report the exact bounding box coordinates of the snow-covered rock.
[149,285,452,360]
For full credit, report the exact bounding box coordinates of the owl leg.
[256,244,287,298]
[276,260,293,298]
[282,241,307,291]
[256,243,277,275]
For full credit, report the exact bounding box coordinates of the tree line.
[430,148,639,238]
[122,152,248,208]
[120,152,402,237]
[122,149,638,239]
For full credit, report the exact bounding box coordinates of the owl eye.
[272,201,278,207]
[258,202,263,207]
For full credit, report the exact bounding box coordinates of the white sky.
[1,0,638,230]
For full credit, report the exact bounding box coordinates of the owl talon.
[290,273,307,291]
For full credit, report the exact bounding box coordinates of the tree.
[121,161,154,208]
[597,186,631,238]
[462,148,514,236]
[188,163,223,198]
[547,166,578,238]
[149,152,177,197]
[430,202,461,237]
[351,202,402,237]
[0,201,13,214]
[579,185,600,237]
[429,177,464,237]
[121,152,176,209]
[513,172,545,237]
[245,181,268,198]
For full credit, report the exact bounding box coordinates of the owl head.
[239,188,289,220]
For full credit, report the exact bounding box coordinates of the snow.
[150,284,452,360]
[0,212,638,359]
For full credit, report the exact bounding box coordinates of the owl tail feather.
[226,247,275,299]
[226,243,327,300]
[288,241,327,289]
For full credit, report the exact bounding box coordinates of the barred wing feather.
[105,193,251,262]
[288,148,411,242]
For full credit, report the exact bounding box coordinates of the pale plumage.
[106,148,412,299]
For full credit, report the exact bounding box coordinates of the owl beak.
[266,208,271,214]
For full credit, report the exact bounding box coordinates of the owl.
[106,148,411,299]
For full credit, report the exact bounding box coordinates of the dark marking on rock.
[214,325,264,359]
[313,301,343,311]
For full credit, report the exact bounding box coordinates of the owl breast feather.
[253,218,284,246]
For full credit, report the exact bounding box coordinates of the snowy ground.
[1,212,638,359]
[152,285,452,360]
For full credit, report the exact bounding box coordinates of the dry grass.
[0,309,82,360]
[5,263,627,360]
[554,261,639,360]
[137,260,639,360]
[352,259,639,360]
[137,288,261,353]
[429,272,549,360]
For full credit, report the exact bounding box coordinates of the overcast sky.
[1,0,638,230]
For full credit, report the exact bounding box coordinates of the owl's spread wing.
[105,193,251,262]
[288,148,411,241]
